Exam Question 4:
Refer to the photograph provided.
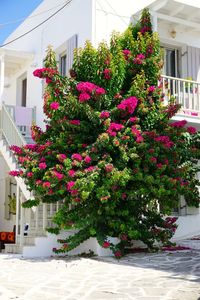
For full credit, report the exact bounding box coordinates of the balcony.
[0,103,36,146]
[161,75,200,124]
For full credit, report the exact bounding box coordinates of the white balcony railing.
[161,75,200,118]
[0,102,26,146]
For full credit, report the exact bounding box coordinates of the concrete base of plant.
[20,232,120,258]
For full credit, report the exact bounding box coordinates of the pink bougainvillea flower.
[84,166,95,173]
[33,67,58,78]
[36,180,42,185]
[170,120,187,128]
[53,171,64,180]
[117,96,138,114]
[187,126,197,134]
[107,123,124,136]
[57,154,67,162]
[84,156,92,164]
[76,81,106,97]
[100,111,110,119]
[27,172,33,177]
[129,117,138,123]
[74,197,81,203]
[136,135,144,143]
[39,162,47,169]
[50,102,59,110]
[46,77,52,84]
[68,169,76,177]
[105,164,113,173]
[121,234,128,241]
[140,26,151,34]
[122,193,127,200]
[162,245,191,251]
[67,181,75,191]
[122,49,131,59]
[103,68,112,80]
[150,157,157,163]
[43,182,51,188]
[71,153,83,161]
[9,170,21,176]
[114,250,122,258]
[71,189,78,195]
[154,135,174,148]
[133,54,145,64]
[69,120,80,125]
[102,241,110,248]
[79,92,91,102]
[95,87,106,95]
[76,82,96,93]
[10,145,22,154]
[156,163,163,169]
[148,86,156,92]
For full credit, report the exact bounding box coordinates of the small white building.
[0,0,200,257]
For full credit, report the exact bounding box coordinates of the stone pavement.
[0,250,200,300]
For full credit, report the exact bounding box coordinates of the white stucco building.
[0,0,200,257]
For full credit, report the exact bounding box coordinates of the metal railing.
[161,75,200,117]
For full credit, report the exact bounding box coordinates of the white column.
[0,54,5,101]
[19,193,24,247]
[151,12,158,32]
[15,184,20,241]
[43,203,47,230]
[35,206,39,231]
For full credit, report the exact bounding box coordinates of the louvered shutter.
[66,34,78,75]
[186,46,200,81]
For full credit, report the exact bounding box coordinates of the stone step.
[30,220,54,228]
[4,244,23,254]
[16,236,36,246]
[28,230,47,237]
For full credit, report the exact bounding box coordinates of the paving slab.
[0,250,199,300]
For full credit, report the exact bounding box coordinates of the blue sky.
[0,0,43,45]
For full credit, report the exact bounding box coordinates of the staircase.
[0,102,62,256]
[5,203,61,255]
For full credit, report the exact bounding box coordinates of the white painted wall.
[94,0,155,46]
[3,0,94,128]
[3,0,200,128]
[0,157,15,232]
[173,214,200,240]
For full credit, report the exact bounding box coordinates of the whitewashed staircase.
[0,103,61,256]
[5,203,60,255]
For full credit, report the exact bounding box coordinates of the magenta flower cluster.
[100,111,110,119]
[76,81,106,103]
[122,49,131,60]
[133,54,145,65]
[107,123,124,137]
[117,96,138,114]
[170,120,187,128]
[154,135,174,149]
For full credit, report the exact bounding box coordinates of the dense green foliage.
[10,9,200,257]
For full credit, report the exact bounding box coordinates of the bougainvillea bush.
[10,9,200,257]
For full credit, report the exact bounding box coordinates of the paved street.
[0,250,199,300]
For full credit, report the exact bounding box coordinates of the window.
[57,34,78,77]
[16,72,27,107]
[21,78,27,107]
[162,46,180,78]
[60,53,67,76]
